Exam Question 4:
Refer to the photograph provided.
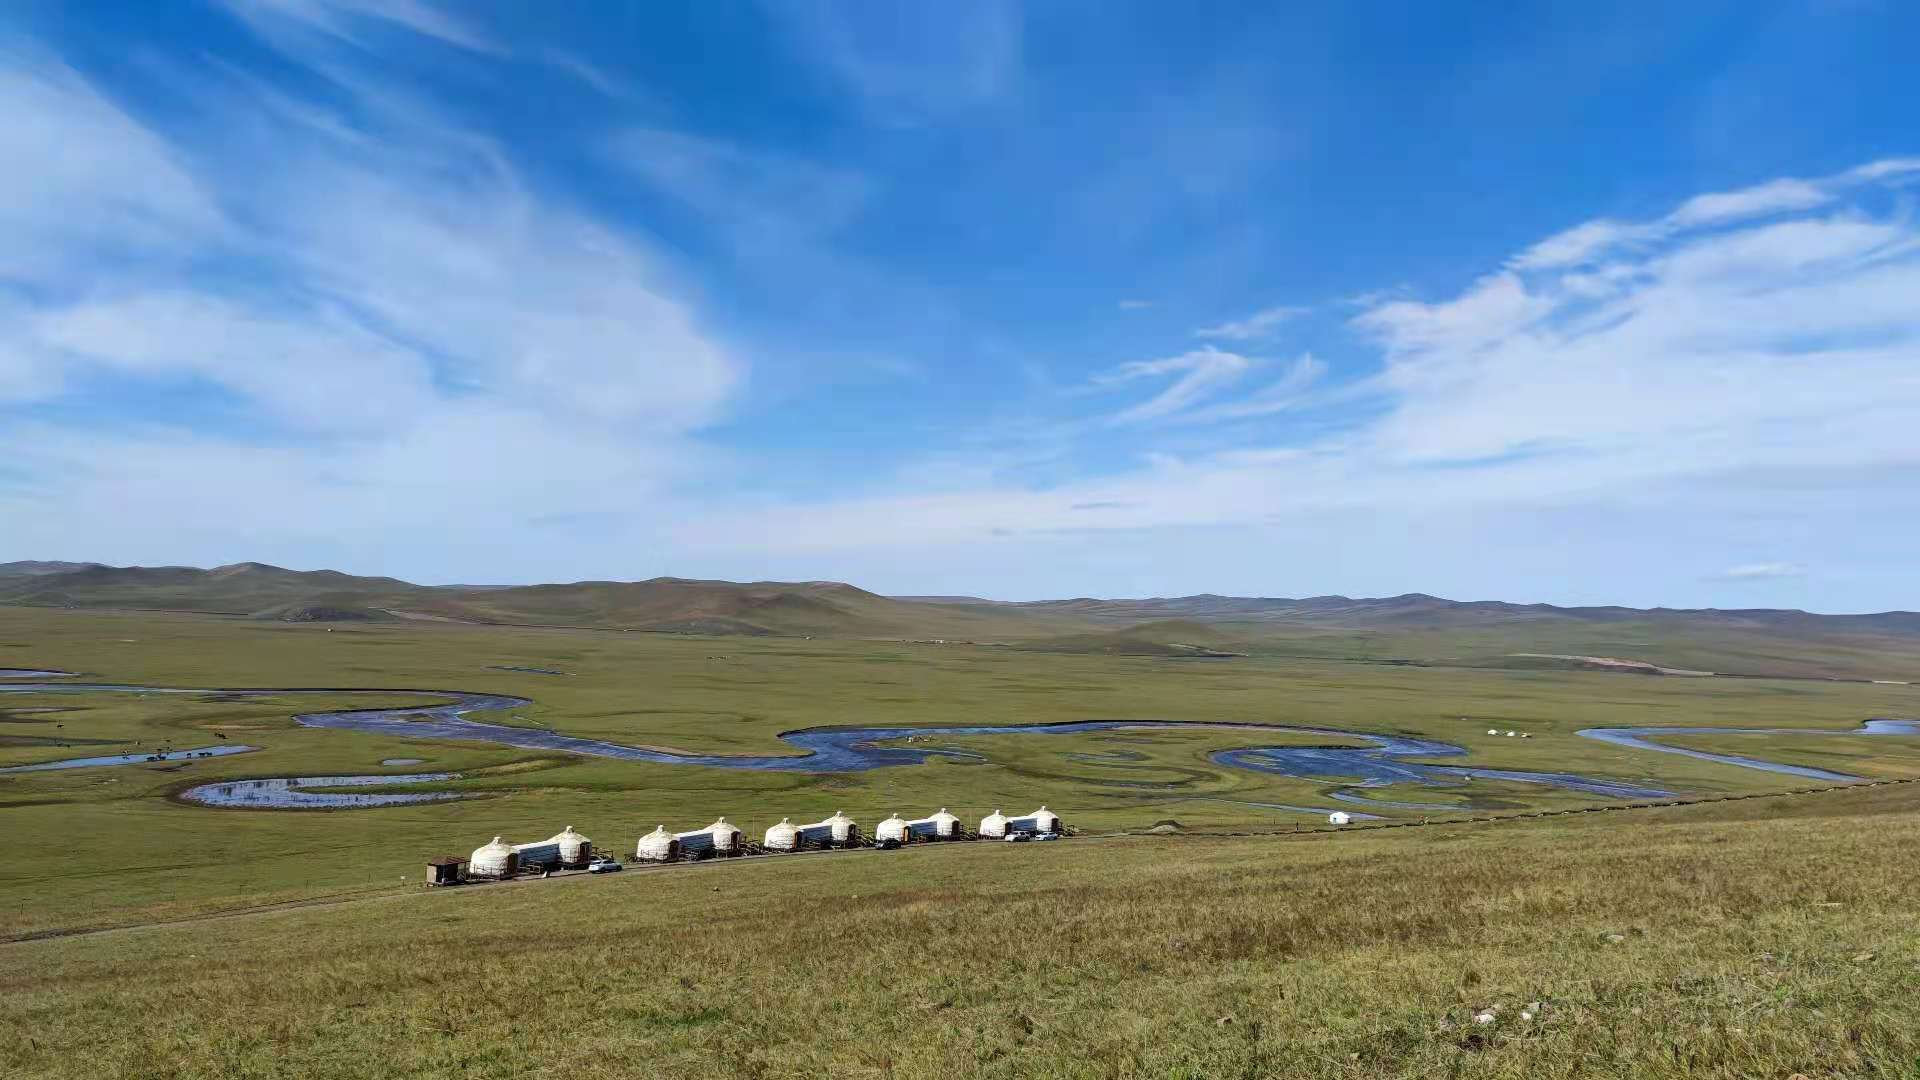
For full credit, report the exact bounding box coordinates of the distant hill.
[1014,619,1246,657]
[922,591,1920,638]
[3,562,1918,677]
[0,562,418,615]
[0,560,103,578]
[0,563,1090,639]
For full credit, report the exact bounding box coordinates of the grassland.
[4,784,1919,1078]
[3,606,1919,939]
[3,605,1919,1076]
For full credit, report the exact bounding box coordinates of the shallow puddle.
[180,772,466,808]
[0,744,259,773]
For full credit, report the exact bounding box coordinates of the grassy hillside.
[3,784,1916,1078]
[0,562,416,612]
[0,565,1095,639]
[7,561,1920,671]
[1201,620,1920,682]
[384,577,1092,638]
[1012,619,1245,656]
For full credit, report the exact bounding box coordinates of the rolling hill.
[910,590,1920,636]
[1011,619,1247,657]
[0,563,1089,639]
[0,560,103,578]
[3,562,1918,678]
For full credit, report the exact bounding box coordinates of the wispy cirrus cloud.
[0,55,224,284]
[1097,347,1254,424]
[1510,160,1919,271]
[681,157,1920,605]
[1194,304,1307,341]
[1093,348,1326,425]
[606,127,871,242]
[762,0,1022,120]
[221,0,501,54]
[0,11,739,567]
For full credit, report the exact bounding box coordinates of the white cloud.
[1847,158,1920,183]
[673,158,1920,589]
[1666,178,1830,228]
[1187,354,1327,422]
[1194,304,1307,341]
[1508,164,1905,272]
[1356,211,1919,467]
[27,292,436,433]
[221,0,500,54]
[606,128,871,242]
[763,0,1022,119]
[1096,347,1254,424]
[1713,562,1805,581]
[0,28,737,561]
[540,50,652,103]
[1509,219,1653,271]
[0,57,224,285]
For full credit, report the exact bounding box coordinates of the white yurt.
[930,807,962,837]
[550,825,592,866]
[636,824,679,862]
[794,809,857,847]
[470,835,516,879]
[764,817,801,852]
[825,809,858,845]
[977,809,1010,839]
[1328,811,1352,826]
[705,817,743,855]
[876,812,910,844]
[1031,806,1060,835]
[905,808,962,840]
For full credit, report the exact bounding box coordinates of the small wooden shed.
[425,855,466,886]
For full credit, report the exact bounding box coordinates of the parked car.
[588,860,623,873]
[1003,831,1033,843]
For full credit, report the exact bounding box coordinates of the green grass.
[2,606,1918,941]
[3,607,1920,1068]
[1172,619,1920,682]
[4,607,1920,1074]
[4,784,1919,1078]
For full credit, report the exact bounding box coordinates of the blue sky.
[3,1,1918,610]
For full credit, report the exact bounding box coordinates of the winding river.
[2,674,1913,809]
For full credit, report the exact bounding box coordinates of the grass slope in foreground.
[3,784,1917,1079]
